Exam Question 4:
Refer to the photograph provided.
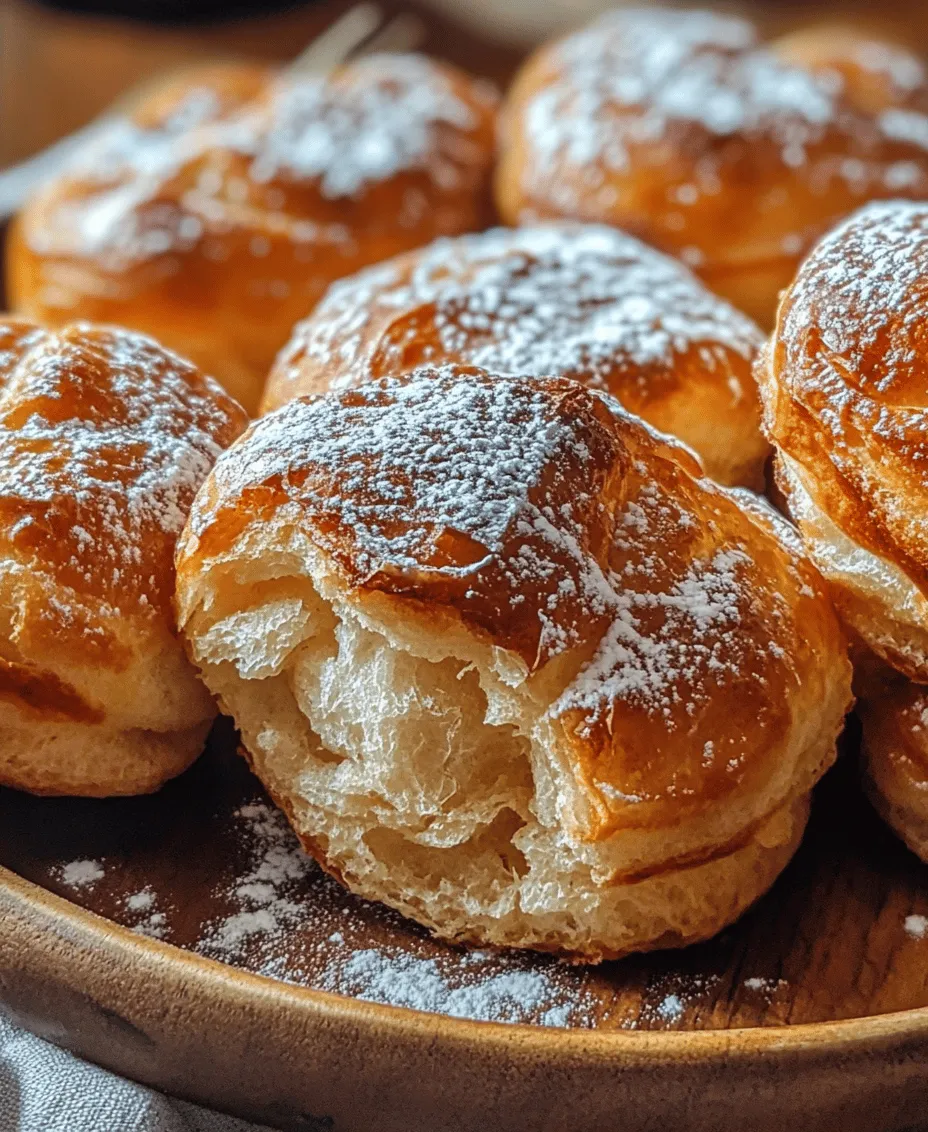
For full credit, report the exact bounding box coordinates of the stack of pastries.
[12,4,928,963]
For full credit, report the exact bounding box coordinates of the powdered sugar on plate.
[318,946,595,1027]
[198,802,314,960]
[192,799,599,1028]
[57,859,104,889]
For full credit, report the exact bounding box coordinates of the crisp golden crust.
[495,8,928,326]
[177,364,852,957]
[860,679,928,862]
[7,56,499,413]
[758,200,928,681]
[261,224,768,487]
[0,317,246,795]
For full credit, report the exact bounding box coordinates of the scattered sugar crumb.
[742,976,789,998]
[317,947,595,1028]
[905,914,928,939]
[126,888,156,913]
[197,802,314,960]
[133,911,167,940]
[655,993,684,1022]
[59,860,104,889]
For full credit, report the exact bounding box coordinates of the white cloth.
[0,1013,272,1132]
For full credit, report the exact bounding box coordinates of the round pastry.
[495,7,928,326]
[0,317,246,797]
[262,223,768,487]
[176,364,852,961]
[860,678,928,862]
[758,199,928,683]
[7,55,499,413]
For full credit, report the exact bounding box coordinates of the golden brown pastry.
[176,364,851,961]
[0,318,246,797]
[860,678,928,861]
[495,8,928,326]
[261,223,768,487]
[758,199,928,685]
[7,56,499,414]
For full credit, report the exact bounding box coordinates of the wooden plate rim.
[5,861,928,1061]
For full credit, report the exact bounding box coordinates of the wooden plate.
[3,719,928,1132]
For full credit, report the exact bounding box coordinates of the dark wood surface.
[3,716,928,1033]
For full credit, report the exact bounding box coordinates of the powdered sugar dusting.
[773,200,928,557]
[202,372,573,574]
[318,947,595,1027]
[278,224,762,395]
[522,9,832,189]
[58,859,104,889]
[249,54,493,199]
[0,321,244,617]
[191,367,626,669]
[515,7,928,227]
[199,802,314,958]
[555,545,755,727]
[26,55,496,266]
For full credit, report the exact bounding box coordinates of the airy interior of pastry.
[0,317,247,796]
[495,7,928,326]
[177,364,852,960]
[6,55,499,413]
[261,223,769,488]
[758,198,928,684]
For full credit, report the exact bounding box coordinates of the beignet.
[495,8,928,326]
[262,224,768,487]
[177,364,851,960]
[860,677,928,863]
[758,199,928,684]
[0,318,246,796]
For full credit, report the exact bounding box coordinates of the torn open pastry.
[177,364,851,960]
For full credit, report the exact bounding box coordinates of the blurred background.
[5,0,928,170]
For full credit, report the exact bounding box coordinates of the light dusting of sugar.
[655,993,684,1021]
[742,976,788,996]
[279,224,762,395]
[517,7,928,230]
[195,800,598,1028]
[200,372,570,572]
[126,888,156,912]
[776,200,928,551]
[122,887,168,937]
[0,322,242,615]
[29,55,495,265]
[58,859,104,889]
[905,914,928,939]
[317,947,594,1027]
[199,802,315,960]
[248,55,494,199]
